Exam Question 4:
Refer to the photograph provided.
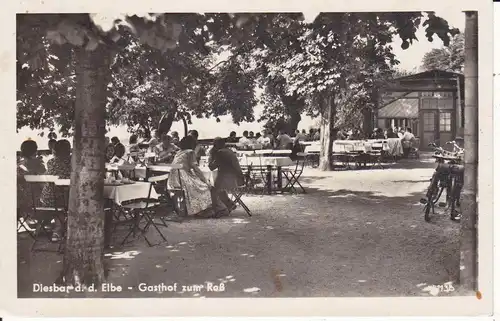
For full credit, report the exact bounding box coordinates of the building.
[376,70,464,150]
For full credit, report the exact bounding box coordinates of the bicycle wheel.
[424,173,440,222]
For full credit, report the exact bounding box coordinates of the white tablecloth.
[104,182,158,205]
[385,138,403,156]
[106,163,182,179]
[241,156,295,167]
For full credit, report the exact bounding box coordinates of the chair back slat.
[148,173,170,182]
[24,175,59,182]
[55,179,71,186]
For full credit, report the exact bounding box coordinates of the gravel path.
[18,156,460,298]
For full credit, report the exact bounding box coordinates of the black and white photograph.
[1,0,494,316]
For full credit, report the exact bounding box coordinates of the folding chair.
[120,173,169,247]
[368,143,384,169]
[282,153,306,194]
[229,185,252,216]
[24,175,66,253]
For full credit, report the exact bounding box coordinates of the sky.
[17,11,468,149]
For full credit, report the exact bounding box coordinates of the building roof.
[394,69,464,81]
[378,94,419,118]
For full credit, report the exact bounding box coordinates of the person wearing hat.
[208,137,245,217]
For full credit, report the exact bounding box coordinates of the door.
[420,111,438,149]
[438,111,454,151]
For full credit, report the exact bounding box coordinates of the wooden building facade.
[376,70,464,150]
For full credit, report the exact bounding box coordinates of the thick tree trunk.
[460,11,478,291]
[288,109,302,133]
[362,108,373,135]
[59,45,111,288]
[318,93,335,171]
[181,113,189,137]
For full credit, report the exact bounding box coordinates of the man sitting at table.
[276,129,293,150]
[386,127,399,139]
[209,137,245,217]
[238,130,251,147]
[154,133,179,163]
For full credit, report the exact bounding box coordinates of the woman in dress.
[167,136,214,217]
[40,139,71,241]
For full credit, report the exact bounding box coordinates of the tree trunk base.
[57,244,106,289]
[459,191,477,291]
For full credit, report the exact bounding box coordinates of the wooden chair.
[368,143,384,169]
[24,175,66,253]
[281,153,307,193]
[119,174,169,247]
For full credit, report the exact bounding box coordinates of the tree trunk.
[59,45,111,288]
[460,11,478,291]
[288,109,302,133]
[362,108,373,135]
[181,113,189,137]
[318,92,335,171]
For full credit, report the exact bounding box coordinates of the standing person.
[401,127,416,158]
[188,130,205,164]
[208,137,245,217]
[167,136,214,217]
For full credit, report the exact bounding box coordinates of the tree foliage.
[421,33,464,73]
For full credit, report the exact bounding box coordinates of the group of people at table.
[17,130,269,244]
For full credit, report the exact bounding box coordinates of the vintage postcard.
[0,0,494,317]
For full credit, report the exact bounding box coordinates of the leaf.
[58,20,86,47]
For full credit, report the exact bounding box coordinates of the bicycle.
[420,141,464,223]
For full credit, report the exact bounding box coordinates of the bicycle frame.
[422,143,464,222]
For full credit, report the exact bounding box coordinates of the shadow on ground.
[18,156,461,298]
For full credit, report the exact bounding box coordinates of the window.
[439,112,452,132]
[423,112,435,131]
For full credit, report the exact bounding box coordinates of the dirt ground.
[18,155,461,298]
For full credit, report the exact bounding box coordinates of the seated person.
[386,127,399,139]
[188,130,205,164]
[128,134,140,162]
[17,140,47,228]
[276,129,293,150]
[238,130,251,148]
[40,139,72,241]
[105,137,115,162]
[208,137,245,217]
[227,131,239,143]
[167,136,213,217]
[170,131,180,145]
[401,127,416,157]
[259,130,273,149]
[154,133,179,163]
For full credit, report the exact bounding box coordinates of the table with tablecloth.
[106,163,183,179]
[385,138,403,156]
[103,181,158,205]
